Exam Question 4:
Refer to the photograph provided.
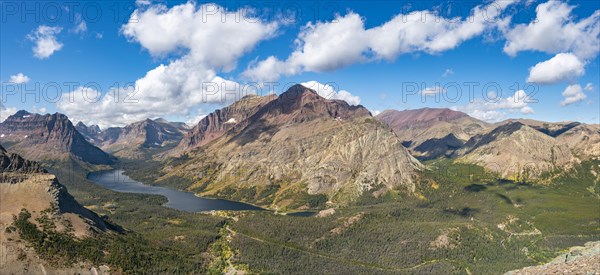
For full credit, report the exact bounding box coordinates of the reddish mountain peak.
[376,108,471,130]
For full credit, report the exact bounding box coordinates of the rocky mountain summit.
[0,111,115,165]
[166,84,423,209]
[173,94,277,154]
[75,121,102,144]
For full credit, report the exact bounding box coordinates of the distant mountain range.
[376,108,598,180]
[375,108,489,160]
[0,110,115,165]
[76,118,189,159]
[1,83,598,208]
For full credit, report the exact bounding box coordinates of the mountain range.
[76,118,189,159]
[0,111,115,165]
[1,84,598,208]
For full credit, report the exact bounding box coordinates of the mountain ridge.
[0,110,115,165]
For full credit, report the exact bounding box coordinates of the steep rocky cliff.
[0,111,115,165]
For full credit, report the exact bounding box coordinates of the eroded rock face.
[455,122,575,179]
[0,147,119,235]
[0,111,114,165]
[505,241,600,275]
[556,124,600,159]
[375,108,488,159]
[167,85,422,208]
[0,144,45,174]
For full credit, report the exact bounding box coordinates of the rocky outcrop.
[505,241,600,275]
[454,122,575,180]
[0,111,115,165]
[375,108,488,159]
[167,85,422,209]
[556,124,600,159]
[0,144,45,173]
[0,148,119,235]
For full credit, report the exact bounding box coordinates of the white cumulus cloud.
[527,53,585,84]
[560,84,587,106]
[57,2,279,127]
[244,0,515,81]
[0,103,17,123]
[503,1,600,60]
[301,81,361,106]
[27,25,63,59]
[452,90,535,122]
[8,73,30,84]
[584,83,594,91]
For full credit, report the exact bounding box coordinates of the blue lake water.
[87,170,263,212]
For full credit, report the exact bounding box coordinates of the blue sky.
[1,0,599,127]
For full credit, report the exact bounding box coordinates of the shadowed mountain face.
[165,84,422,209]
[0,111,115,165]
[75,122,102,144]
[413,134,465,160]
[0,144,45,174]
[375,108,488,159]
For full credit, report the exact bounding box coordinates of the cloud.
[370,110,381,116]
[300,81,361,105]
[527,53,585,84]
[121,3,278,70]
[8,73,30,84]
[442,69,454,77]
[0,103,17,123]
[560,84,587,106]
[27,25,63,59]
[244,0,515,81]
[503,1,600,60]
[452,90,534,122]
[135,0,152,6]
[584,83,594,91]
[71,13,87,34]
[420,86,445,96]
[57,2,278,127]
